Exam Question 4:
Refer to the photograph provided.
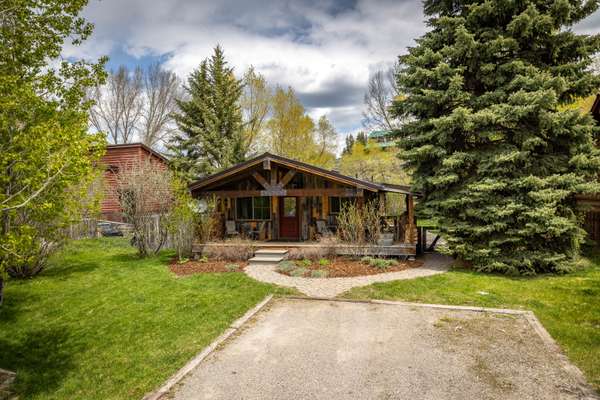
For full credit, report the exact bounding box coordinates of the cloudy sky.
[70,0,600,149]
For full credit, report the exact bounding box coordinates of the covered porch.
[189,153,419,256]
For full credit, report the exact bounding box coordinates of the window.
[253,197,271,220]
[329,197,353,214]
[236,197,271,220]
[283,197,296,217]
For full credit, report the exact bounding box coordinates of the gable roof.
[189,152,415,195]
[106,143,169,164]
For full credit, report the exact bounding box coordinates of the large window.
[329,197,354,214]
[236,197,271,220]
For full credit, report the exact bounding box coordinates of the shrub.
[117,159,173,257]
[310,270,328,278]
[371,259,391,270]
[298,259,312,268]
[336,200,383,245]
[289,267,308,277]
[318,258,330,267]
[167,180,199,261]
[277,261,296,273]
[287,246,329,261]
[198,255,208,263]
[203,239,254,261]
[225,263,240,272]
[361,256,374,264]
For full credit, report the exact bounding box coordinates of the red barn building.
[99,143,169,222]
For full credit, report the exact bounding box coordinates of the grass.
[0,237,292,400]
[344,255,600,391]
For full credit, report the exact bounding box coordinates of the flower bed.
[275,257,422,278]
[169,257,246,276]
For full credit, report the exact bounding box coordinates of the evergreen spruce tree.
[392,0,600,274]
[170,46,245,180]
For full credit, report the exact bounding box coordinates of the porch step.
[249,249,288,266]
[254,249,288,255]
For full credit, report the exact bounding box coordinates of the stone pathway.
[244,253,452,297]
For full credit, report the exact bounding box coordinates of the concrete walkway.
[245,253,452,297]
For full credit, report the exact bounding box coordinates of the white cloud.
[76,0,600,137]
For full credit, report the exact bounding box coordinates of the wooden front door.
[279,197,299,240]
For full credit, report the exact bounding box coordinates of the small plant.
[277,261,296,273]
[365,257,397,270]
[361,256,374,264]
[298,259,312,268]
[289,267,308,277]
[371,259,390,270]
[318,258,330,267]
[177,257,190,264]
[310,270,328,278]
[225,263,240,272]
[198,255,209,263]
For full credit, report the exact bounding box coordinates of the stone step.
[254,249,288,255]
[250,254,285,261]
[248,256,284,265]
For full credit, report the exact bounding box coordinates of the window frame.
[235,196,271,221]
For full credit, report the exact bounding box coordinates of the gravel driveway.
[165,298,596,400]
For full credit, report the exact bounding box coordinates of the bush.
[287,246,329,261]
[116,159,173,257]
[225,263,240,272]
[167,180,199,261]
[336,200,383,245]
[298,259,312,267]
[310,270,328,278]
[202,239,254,261]
[361,256,374,264]
[371,259,390,270]
[289,267,308,277]
[318,258,330,267]
[277,261,296,273]
[362,257,397,270]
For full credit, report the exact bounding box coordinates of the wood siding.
[100,144,167,221]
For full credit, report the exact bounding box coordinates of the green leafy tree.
[0,0,107,304]
[393,0,600,274]
[339,140,410,185]
[170,45,245,180]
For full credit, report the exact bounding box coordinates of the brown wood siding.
[99,144,167,221]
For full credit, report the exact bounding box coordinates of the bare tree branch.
[89,65,144,144]
[140,63,180,147]
[362,65,402,132]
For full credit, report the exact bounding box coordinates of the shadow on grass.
[0,327,74,398]
[42,261,102,279]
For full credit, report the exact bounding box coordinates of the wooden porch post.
[405,194,417,244]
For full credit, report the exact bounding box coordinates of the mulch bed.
[169,259,247,276]
[279,257,423,278]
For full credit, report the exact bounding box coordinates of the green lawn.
[0,238,291,400]
[344,255,600,391]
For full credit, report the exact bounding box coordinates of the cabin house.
[189,153,419,256]
[99,143,168,222]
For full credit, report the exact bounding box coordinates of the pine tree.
[170,46,245,180]
[343,134,355,155]
[356,131,368,146]
[393,0,600,274]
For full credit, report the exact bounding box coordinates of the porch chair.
[225,220,239,237]
[316,220,331,236]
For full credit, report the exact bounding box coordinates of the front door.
[279,197,299,240]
